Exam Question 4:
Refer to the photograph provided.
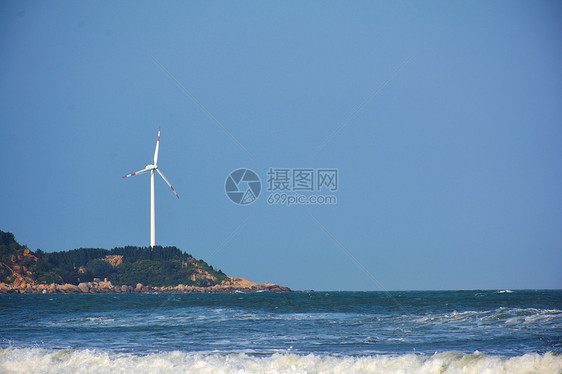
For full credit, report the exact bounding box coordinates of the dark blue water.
[1,290,561,373]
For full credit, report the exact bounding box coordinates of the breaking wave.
[1,348,561,374]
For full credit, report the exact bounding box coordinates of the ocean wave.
[0,348,560,374]
[415,307,562,327]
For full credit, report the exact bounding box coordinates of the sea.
[0,290,561,373]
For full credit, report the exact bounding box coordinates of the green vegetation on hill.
[0,230,228,287]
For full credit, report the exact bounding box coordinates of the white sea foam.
[1,348,561,374]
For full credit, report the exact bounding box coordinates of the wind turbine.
[123,127,179,248]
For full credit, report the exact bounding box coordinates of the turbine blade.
[123,166,152,178]
[153,127,160,165]
[156,168,179,198]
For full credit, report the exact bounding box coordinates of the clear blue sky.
[1,1,561,291]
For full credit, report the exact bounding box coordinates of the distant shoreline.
[0,277,292,294]
[0,230,292,294]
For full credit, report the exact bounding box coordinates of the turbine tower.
[123,127,179,248]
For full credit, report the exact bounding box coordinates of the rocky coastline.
[0,277,291,294]
[0,230,293,295]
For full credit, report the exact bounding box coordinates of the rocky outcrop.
[0,276,291,294]
[1,250,39,286]
[103,255,123,268]
[189,267,217,283]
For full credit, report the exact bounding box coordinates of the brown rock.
[98,280,113,289]
[57,284,81,294]
[120,285,132,293]
[223,277,258,288]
